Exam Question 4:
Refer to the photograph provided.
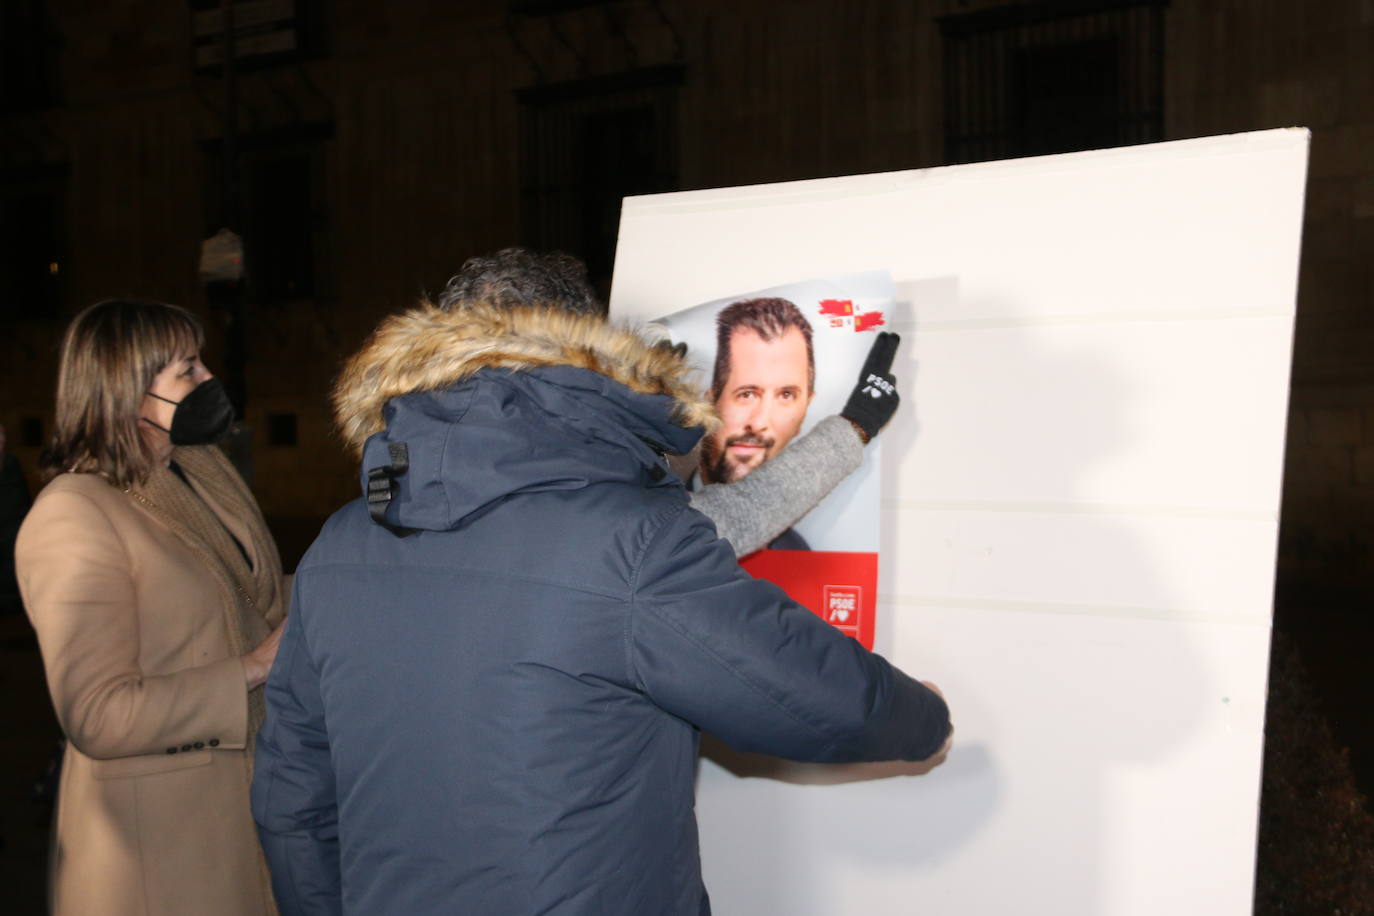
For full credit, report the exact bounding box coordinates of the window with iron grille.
[203,125,332,304]
[519,66,682,301]
[940,0,1166,165]
[189,0,329,74]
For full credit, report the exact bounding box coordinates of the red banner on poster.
[739,550,877,650]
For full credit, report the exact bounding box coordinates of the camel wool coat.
[17,444,286,916]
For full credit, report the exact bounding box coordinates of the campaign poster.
[652,271,894,648]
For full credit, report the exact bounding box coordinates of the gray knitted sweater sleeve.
[687,414,865,557]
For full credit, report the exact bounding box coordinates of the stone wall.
[2,0,1370,582]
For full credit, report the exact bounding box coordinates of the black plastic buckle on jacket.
[635,435,669,483]
[366,442,416,537]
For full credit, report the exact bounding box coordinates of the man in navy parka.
[251,260,953,915]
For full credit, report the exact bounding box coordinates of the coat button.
[181,744,193,752]
[193,742,204,749]
[166,747,177,754]
[208,738,220,747]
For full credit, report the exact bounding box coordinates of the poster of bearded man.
[651,270,895,647]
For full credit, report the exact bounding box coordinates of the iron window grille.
[940,0,1167,165]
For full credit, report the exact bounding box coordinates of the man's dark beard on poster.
[702,431,776,484]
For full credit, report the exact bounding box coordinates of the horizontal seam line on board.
[884,499,1276,522]
[882,594,1271,627]
[890,306,1291,332]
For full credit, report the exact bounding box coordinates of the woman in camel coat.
[17,299,287,915]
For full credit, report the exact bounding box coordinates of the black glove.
[841,331,901,443]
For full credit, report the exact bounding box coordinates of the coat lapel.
[171,445,286,626]
[124,448,281,755]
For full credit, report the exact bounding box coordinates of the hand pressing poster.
[652,271,895,649]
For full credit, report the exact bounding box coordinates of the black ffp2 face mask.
[145,377,236,445]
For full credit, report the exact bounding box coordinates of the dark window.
[203,127,331,304]
[1010,38,1121,157]
[0,168,66,321]
[940,0,1166,165]
[520,66,682,299]
[267,412,297,447]
[247,154,314,301]
[0,1,61,112]
[21,416,43,447]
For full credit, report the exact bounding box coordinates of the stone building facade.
[1,0,1371,588]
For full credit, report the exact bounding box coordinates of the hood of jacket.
[332,301,716,533]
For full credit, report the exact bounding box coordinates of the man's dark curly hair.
[437,247,602,316]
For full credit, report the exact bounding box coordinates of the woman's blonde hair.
[42,299,205,488]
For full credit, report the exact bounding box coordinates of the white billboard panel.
[610,129,1308,915]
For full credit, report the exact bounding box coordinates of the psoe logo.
[822,585,862,634]
[817,299,886,332]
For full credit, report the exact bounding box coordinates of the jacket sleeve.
[16,487,249,758]
[687,414,864,556]
[629,503,950,763]
[252,577,341,916]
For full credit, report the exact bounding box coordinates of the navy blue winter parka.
[251,302,950,916]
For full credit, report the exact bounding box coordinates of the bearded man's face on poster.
[701,299,815,485]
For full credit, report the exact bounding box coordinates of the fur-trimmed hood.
[334,301,714,455]
[332,302,716,533]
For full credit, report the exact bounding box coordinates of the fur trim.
[333,301,717,455]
